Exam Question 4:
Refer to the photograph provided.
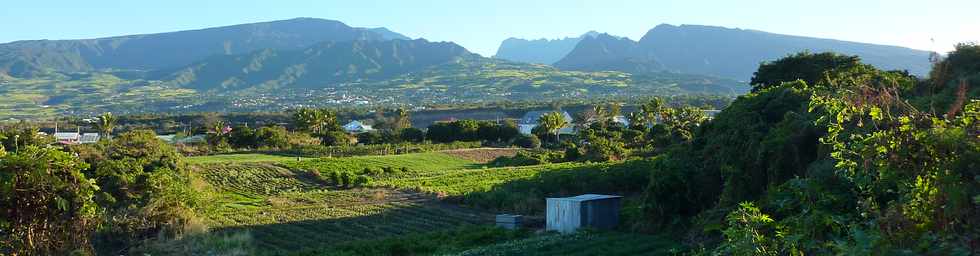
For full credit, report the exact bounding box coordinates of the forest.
[1,43,978,255]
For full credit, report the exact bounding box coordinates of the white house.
[79,133,101,144]
[518,111,574,135]
[612,115,630,127]
[343,120,374,134]
[54,132,81,145]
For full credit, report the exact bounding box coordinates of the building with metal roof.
[546,194,623,233]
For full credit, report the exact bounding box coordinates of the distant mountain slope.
[158,39,473,91]
[0,18,408,77]
[493,31,600,64]
[556,24,932,80]
[553,33,663,74]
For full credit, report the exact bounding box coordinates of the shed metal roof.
[548,194,623,202]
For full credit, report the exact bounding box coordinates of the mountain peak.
[494,31,621,64]
[0,18,416,77]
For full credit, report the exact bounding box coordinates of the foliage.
[320,131,355,146]
[0,146,98,255]
[398,127,426,143]
[715,202,799,256]
[93,112,118,139]
[514,134,541,149]
[282,226,529,256]
[453,230,682,256]
[227,125,291,149]
[537,111,569,142]
[750,52,865,92]
[72,130,205,254]
[282,141,482,158]
[488,150,565,167]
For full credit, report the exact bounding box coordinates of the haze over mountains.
[515,24,933,80]
[493,31,600,64]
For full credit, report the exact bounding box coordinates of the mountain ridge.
[156,38,474,91]
[0,18,411,77]
[557,23,933,80]
[492,31,603,64]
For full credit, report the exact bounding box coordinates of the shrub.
[514,134,541,149]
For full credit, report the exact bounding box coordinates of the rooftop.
[548,194,623,202]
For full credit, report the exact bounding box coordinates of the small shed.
[546,194,622,233]
[495,214,523,230]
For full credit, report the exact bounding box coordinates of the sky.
[1,0,977,57]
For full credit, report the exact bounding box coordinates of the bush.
[399,128,426,143]
[514,134,541,149]
[489,150,564,167]
[321,131,354,146]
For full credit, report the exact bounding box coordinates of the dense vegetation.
[634,45,979,254]
[1,44,976,255]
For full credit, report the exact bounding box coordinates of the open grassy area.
[281,152,483,176]
[191,157,496,254]
[184,151,656,255]
[185,153,303,164]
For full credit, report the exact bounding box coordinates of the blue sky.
[1,0,977,56]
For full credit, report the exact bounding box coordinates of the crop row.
[196,163,324,196]
[215,201,492,252]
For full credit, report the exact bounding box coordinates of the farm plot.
[440,148,521,163]
[374,162,588,196]
[282,152,482,177]
[193,161,495,253]
[185,153,300,164]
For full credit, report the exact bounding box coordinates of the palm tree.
[94,112,117,140]
[640,98,665,127]
[537,111,568,142]
[394,108,411,130]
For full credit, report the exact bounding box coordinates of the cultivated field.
[187,149,661,254]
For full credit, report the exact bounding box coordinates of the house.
[518,111,574,135]
[612,115,630,127]
[546,194,623,234]
[704,110,721,120]
[343,120,374,134]
[79,133,101,144]
[54,132,80,145]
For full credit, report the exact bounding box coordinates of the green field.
[450,231,682,256]
[185,153,303,164]
[281,152,483,176]
[190,153,497,254]
[374,162,586,195]
[183,150,655,255]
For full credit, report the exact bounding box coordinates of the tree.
[537,112,569,142]
[750,51,865,92]
[94,112,118,140]
[393,108,412,130]
[292,108,340,134]
[399,128,425,143]
[1,146,99,255]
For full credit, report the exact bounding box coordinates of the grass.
[183,151,660,255]
[185,153,302,164]
[450,231,683,256]
[281,152,483,176]
[191,157,495,254]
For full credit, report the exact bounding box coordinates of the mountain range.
[0,18,939,119]
[493,31,600,64]
[0,18,410,77]
[156,39,472,91]
[551,24,932,80]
